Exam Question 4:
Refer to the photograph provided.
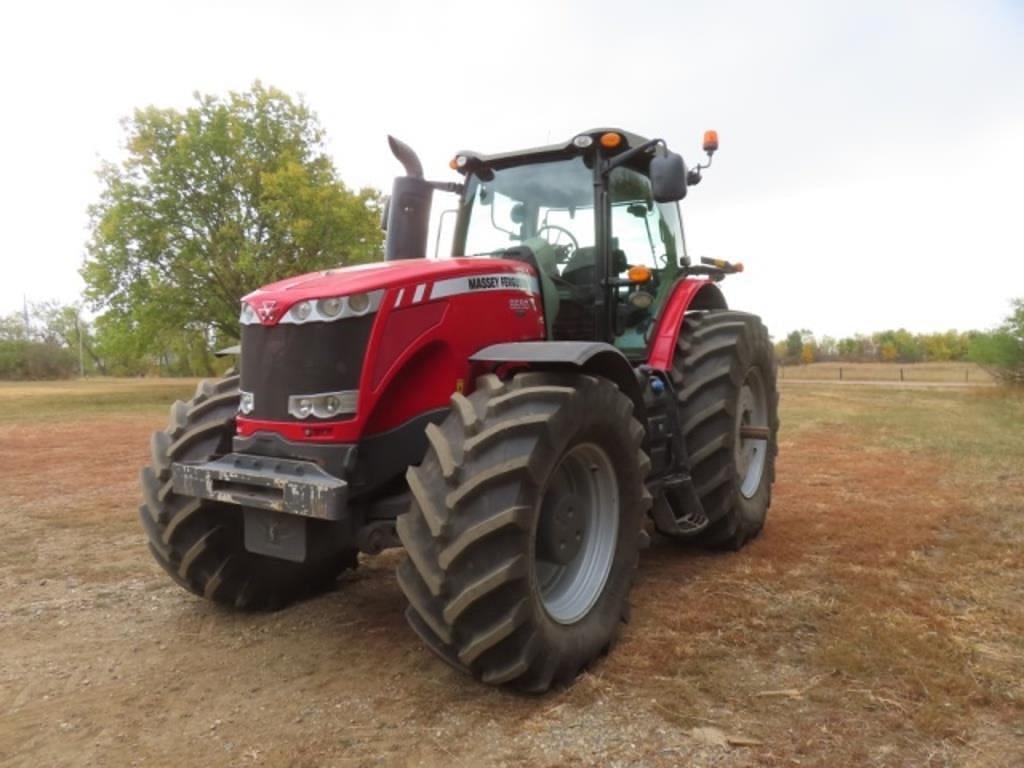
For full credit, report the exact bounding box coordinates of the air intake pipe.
[384,136,433,260]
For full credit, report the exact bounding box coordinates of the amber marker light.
[627,264,652,283]
[449,158,458,170]
[702,130,719,153]
[600,132,622,149]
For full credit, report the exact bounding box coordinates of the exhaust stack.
[384,135,432,261]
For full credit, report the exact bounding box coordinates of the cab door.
[606,165,687,356]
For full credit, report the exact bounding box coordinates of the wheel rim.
[534,443,619,625]
[736,367,769,499]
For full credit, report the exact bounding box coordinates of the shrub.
[0,340,78,380]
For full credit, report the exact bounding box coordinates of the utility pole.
[77,312,85,378]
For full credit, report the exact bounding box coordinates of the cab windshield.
[455,156,596,270]
[453,154,685,352]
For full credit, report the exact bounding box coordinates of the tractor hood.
[242,257,538,326]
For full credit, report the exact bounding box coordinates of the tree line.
[0,300,202,379]
[776,301,1023,385]
[776,328,976,365]
[1,83,1021,385]
[8,297,1021,383]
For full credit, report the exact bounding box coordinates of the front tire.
[663,310,780,549]
[139,376,356,610]
[396,372,651,692]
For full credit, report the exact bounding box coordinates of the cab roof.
[452,128,652,171]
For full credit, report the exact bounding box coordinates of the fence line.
[779,364,986,384]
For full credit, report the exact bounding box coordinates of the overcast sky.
[1,0,1021,339]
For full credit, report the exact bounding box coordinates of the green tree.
[0,313,29,343]
[818,335,837,360]
[785,330,804,359]
[773,339,788,361]
[32,301,105,375]
[82,82,383,368]
[970,299,1024,385]
[0,309,78,380]
[874,328,923,363]
[837,336,859,360]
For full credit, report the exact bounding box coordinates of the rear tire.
[663,310,780,549]
[139,375,356,610]
[397,372,651,692]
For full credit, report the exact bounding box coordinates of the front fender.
[646,279,727,371]
[471,341,644,419]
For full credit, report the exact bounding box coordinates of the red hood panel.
[242,258,537,324]
[236,254,547,441]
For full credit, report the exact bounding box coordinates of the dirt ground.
[0,380,1021,767]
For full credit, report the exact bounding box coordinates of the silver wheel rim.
[736,367,769,499]
[534,443,619,625]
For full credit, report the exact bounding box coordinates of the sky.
[1,0,1022,340]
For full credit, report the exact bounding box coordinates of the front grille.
[240,315,375,421]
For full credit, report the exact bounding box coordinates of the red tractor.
[141,128,779,692]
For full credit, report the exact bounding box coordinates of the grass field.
[0,378,202,422]
[780,361,995,384]
[0,378,1021,766]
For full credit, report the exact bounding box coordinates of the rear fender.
[646,279,727,371]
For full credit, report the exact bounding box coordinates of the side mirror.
[650,151,688,203]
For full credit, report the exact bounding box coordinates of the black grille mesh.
[240,315,374,421]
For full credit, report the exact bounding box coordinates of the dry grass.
[0,377,199,422]
[0,379,1021,766]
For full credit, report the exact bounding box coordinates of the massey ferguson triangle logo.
[257,300,278,322]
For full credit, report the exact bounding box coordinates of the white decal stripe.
[412,283,426,303]
[429,273,540,301]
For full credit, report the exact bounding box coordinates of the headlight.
[346,292,370,315]
[288,390,358,419]
[318,297,343,317]
[239,391,255,415]
[239,302,258,325]
[278,290,384,325]
[628,290,655,310]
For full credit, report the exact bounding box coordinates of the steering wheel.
[535,224,579,263]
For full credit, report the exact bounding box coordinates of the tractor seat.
[561,246,628,288]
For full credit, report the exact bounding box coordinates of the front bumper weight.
[171,453,348,521]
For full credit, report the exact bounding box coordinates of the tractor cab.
[385,128,707,358]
